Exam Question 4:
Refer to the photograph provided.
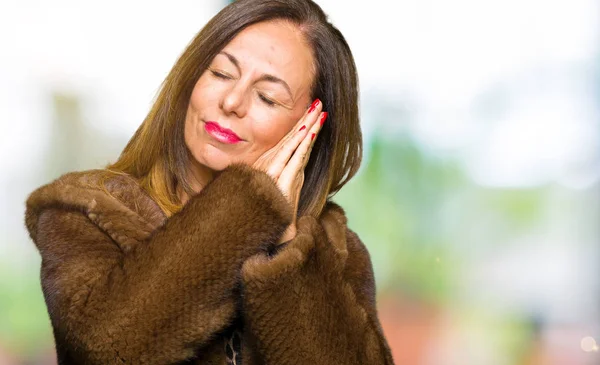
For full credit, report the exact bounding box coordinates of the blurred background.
[1,0,598,364]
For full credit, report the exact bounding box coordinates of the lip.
[204,121,243,144]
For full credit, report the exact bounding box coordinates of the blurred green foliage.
[335,131,548,305]
[336,132,463,303]
[0,257,52,356]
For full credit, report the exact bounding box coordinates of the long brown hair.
[106,0,362,218]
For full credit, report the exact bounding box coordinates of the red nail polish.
[311,133,316,140]
[308,99,321,113]
[298,125,306,132]
[320,112,328,126]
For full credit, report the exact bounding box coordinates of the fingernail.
[320,112,328,126]
[311,133,316,140]
[298,125,306,132]
[308,99,320,113]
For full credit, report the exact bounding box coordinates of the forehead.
[221,20,315,94]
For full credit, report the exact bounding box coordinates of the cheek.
[251,111,298,150]
[185,76,216,148]
[189,76,215,110]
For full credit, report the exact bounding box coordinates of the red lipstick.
[204,121,242,144]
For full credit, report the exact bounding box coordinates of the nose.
[220,81,249,118]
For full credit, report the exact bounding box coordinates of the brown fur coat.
[25,163,395,364]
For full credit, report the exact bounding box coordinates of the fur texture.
[24,163,394,364]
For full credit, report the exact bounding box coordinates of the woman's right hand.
[252,98,326,219]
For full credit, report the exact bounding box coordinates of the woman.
[25,0,394,364]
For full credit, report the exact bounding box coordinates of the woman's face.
[184,19,316,175]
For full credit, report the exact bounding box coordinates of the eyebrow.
[219,51,293,101]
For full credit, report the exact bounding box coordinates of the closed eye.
[209,68,278,107]
[210,69,233,80]
[258,93,276,107]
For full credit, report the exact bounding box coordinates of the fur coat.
[24,163,395,364]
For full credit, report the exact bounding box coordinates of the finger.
[266,101,323,178]
[304,112,327,169]
[293,98,322,134]
[265,126,308,179]
[278,111,324,187]
[272,98,322,151]
[293,111,327,173]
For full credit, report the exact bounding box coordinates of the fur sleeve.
[28,164,292,364]
[240,203,395,364]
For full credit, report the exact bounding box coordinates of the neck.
[177,160,216,205]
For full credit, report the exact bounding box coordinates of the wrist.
[279,223,297,243]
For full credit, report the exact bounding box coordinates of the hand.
[252,99,328,243]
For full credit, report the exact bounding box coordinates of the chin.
[193,145,235,172]
[205,159,231,171]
